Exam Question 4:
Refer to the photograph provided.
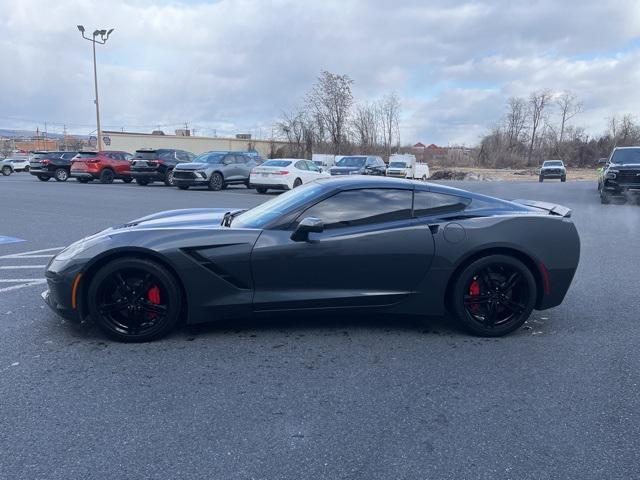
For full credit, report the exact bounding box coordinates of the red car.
[70,151,134,184]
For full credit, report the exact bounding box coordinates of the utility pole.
[77,25,114,151]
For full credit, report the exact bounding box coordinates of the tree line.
[477,89,640,168]
[276,71,402,158]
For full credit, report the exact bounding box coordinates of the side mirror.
[291,217,324,242]
[598,158,607,165]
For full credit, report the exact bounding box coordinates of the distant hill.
[0,129,87,139]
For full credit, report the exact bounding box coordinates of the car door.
[305,160,325,180]
[250,187,435,311]
[293,160,311,183]
[237,155,254,181]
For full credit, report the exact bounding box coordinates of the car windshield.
[336,156,366,167]
[543,161,563,166]
[231,182,325,229]
[611,149,640,165]
[194,152,225,164]
[389,161,407,168]
[262,160,292,167]
[134,151,159,160]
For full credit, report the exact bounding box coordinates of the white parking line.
[0,279,47,293]
[0,247,64,260]
[0,265,47,269]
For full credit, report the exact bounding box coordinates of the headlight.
[54,235,103,262]
[605,170,618,179]
[197,171,207,179]
[349,170,360,175]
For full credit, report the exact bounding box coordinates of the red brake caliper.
[147,286,161,318]
[469,279,481,311]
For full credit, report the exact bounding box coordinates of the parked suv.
[598,147,640,204]
[130,149,195,186]
[539,160,567,182]
[29,151,78,182]
[329,155,386,176]
[173,151,258,190]
[70,151,134,184]
[1,155,31,175]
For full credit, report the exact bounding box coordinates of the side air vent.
[182,247,250,290]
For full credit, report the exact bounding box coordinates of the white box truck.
[312,154,336,171]
[386,154,429,180]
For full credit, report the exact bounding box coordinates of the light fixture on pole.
[77,25,114,151]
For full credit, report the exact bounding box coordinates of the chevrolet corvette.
[43,176,580,342]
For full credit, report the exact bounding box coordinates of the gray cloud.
[0,0,639,144]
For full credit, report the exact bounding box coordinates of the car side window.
[296,188,412,230]
[235,155,248,164]
[294,160,308,170]
[413,191,471,217]
[306,161,320,172]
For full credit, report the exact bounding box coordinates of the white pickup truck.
[385,154,430,180]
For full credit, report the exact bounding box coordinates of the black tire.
[538,176,543,182]
[421,175,427,181]
[164,169,175,186]
[122,177,133,184]
[450,254,536,337]
[77,177,90,183]
[99,169,115,184]
[256,187,267,194]
[600,191,611,204]
[54,168,69,182]
[293,178,302,188]
[136,178,150,186]
[178,185,189,190]
[561,176,566,182]
[87,257,182,342]
[244,180,251,188]
[1,166,12,176]
[24,165,29,172]
[37,174,50,182]
[208,172,224,191]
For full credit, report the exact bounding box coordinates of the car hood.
[110,208,242,232]
[610,163,640,170]
[174,162,213,171]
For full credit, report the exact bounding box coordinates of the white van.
[311,154,336,171]
[386,154,429,180]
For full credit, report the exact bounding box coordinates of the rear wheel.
[450,254,536,337]
[1,166,11,176]
[164,169,175,186]
[99,169,115,184]
[256,187,267,194]
[293,178,302,188]
[87,257,182,342]
[54,168,69,182]
[208,172,224,191]
[37,174,50,182]
[136,178,150,186]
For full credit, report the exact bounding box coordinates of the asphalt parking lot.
[1,173,639,479]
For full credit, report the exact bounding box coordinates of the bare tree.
[306,71,354,154]
[527,89,553,165]
[277,108,315,158]
[378,92,401,157]
[556,90,583,144]
[504,97,528,150]
[351,101,379,153]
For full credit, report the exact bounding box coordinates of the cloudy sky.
[1,0,639,145]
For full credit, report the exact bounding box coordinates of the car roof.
[613,146,640,150]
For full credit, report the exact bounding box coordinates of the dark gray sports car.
[43,176,580,342]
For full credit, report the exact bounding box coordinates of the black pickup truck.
[598,147,640,204]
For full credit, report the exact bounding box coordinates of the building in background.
[102,130,289,158]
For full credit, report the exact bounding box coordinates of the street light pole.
[77,25,114,152]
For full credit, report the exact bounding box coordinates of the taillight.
[155,159,164,165]
[275,170,289,175]
[41,159,50,165]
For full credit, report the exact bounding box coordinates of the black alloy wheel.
[208,172,224,191]
[87,257,182,342]
[1,166,11,176]
[54,168,69,182]
[451,254,536,336]
[100,169,115,184]
[293,178,302,188]
[164,169,175,186]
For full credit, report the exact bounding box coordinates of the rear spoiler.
[512,199,572,218]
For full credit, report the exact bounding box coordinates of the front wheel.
[561,176,566,182]
[54,168,69,182]
[99,169,115,184]
[24,165,29,172]
[1,166,12,176]
[450,254,536,337]
[87,257,183,342]
[208,172,224,191]
[600,191,611,204]
[164,169,175,186]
